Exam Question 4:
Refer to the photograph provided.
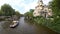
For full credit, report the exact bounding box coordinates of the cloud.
[43,0,52,5]
[0,0,51,14]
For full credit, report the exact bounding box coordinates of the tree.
[1,4,15,16]
[29,9,34,17]
[24,9,34,17]
[15,11,21,17]
[49,0,60,16]
[48,0,60,33]
[24,9,34,20]
[0,10,4,16]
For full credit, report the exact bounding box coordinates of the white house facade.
[33,0,52,18]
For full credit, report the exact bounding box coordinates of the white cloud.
[0,0,51,14]
[43,0,52,5]
[24,0,37,13]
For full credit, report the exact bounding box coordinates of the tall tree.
[0,10,4,16]
[48,0,60,33]
[49,0,60,16]
[1,4,15,16]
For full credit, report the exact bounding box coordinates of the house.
[33,0,52,18]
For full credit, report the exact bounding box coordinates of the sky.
[0,0,51,14]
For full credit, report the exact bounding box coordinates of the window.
[34,13,36,14]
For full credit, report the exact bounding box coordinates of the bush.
[33,16,60,33]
